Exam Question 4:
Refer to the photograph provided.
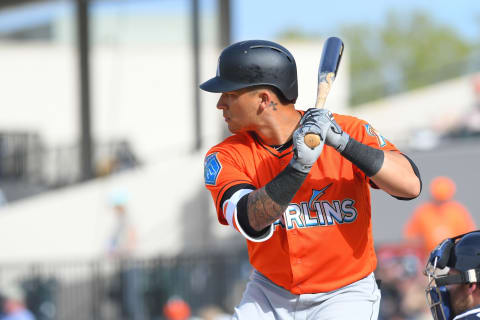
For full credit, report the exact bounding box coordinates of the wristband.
[341,138,384,177]
[265,164,307,206]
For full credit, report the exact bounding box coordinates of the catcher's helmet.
[200,40,298,102]
[449,231,480,271]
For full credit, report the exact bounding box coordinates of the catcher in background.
[424,231,480,320]
[201,40,422,320]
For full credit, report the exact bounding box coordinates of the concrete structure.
[0,39,349,263]
[0,40,348,162]
[1,5,478,261]
[351,75,478,148]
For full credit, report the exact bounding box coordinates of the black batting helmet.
[200,40,298,102]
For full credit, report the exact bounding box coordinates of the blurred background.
[0,0,479,319]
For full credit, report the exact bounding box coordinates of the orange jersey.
[404,201,476,256]
[204,113,399,294]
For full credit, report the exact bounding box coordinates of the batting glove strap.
[340,138,384,177]
[321,110,350,152]
[265,164,308,206]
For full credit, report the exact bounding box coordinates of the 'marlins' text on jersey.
[275,184,358,230]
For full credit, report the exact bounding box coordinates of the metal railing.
[0,250,250,320]
[0,132,140,203]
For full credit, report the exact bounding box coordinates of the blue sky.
[233,1,479,41]
[0,0,478,41]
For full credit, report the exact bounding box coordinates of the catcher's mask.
[425,230,480,320]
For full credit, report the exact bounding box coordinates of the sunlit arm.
[370,151,421,199]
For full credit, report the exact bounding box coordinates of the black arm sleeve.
[264,164,308,206]
[236,164,307,238]
[340,137,385,177]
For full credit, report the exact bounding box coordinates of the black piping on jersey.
[391,153,422,201]
[250,132,293,159]
[219,183,257,214]
[215,180,253,211]
[367,154,421,200]
[270,139,293,152]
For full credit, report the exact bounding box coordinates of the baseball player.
[424,231,480,320]
[201,40,422,319]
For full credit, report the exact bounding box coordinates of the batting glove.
[290,109,328,173]
[320,109,350,152]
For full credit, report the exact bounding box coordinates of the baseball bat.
[304,37,344,148]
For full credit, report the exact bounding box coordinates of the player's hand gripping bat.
[304,37,344,149]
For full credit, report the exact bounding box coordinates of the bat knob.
[304,133,321,149]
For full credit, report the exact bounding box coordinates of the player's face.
[446,270,474,317]
[216,89,260,133]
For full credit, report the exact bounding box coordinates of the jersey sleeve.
[204,147,252,224]
[347,118,399,152]
[340,115,400,186]
[204,146,275,242]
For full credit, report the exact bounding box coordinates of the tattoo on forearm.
[247,187,287,231]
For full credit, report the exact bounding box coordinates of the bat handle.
[303,73,334,149]
[304,133,321,148]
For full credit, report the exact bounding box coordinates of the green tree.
[342,10,476,105]
[278,10,479,106]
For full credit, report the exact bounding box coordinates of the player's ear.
[468,283,480,298]
[470,283,479,292]
[257,89,272,113]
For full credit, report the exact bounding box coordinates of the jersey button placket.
[289,229,302,266]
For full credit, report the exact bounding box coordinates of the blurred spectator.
[163,297,191,320]
[375,243,429,320]
[403,176,476,259]
[0,285,35,320]
[107,189,137,259]
[105,189,145,320]
[96,141,140,177]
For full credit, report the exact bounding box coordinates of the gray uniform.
[233,270,380,320]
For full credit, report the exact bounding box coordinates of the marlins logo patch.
[308,183,332,210]
[204,153,222,186]
[365,124,387,148]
